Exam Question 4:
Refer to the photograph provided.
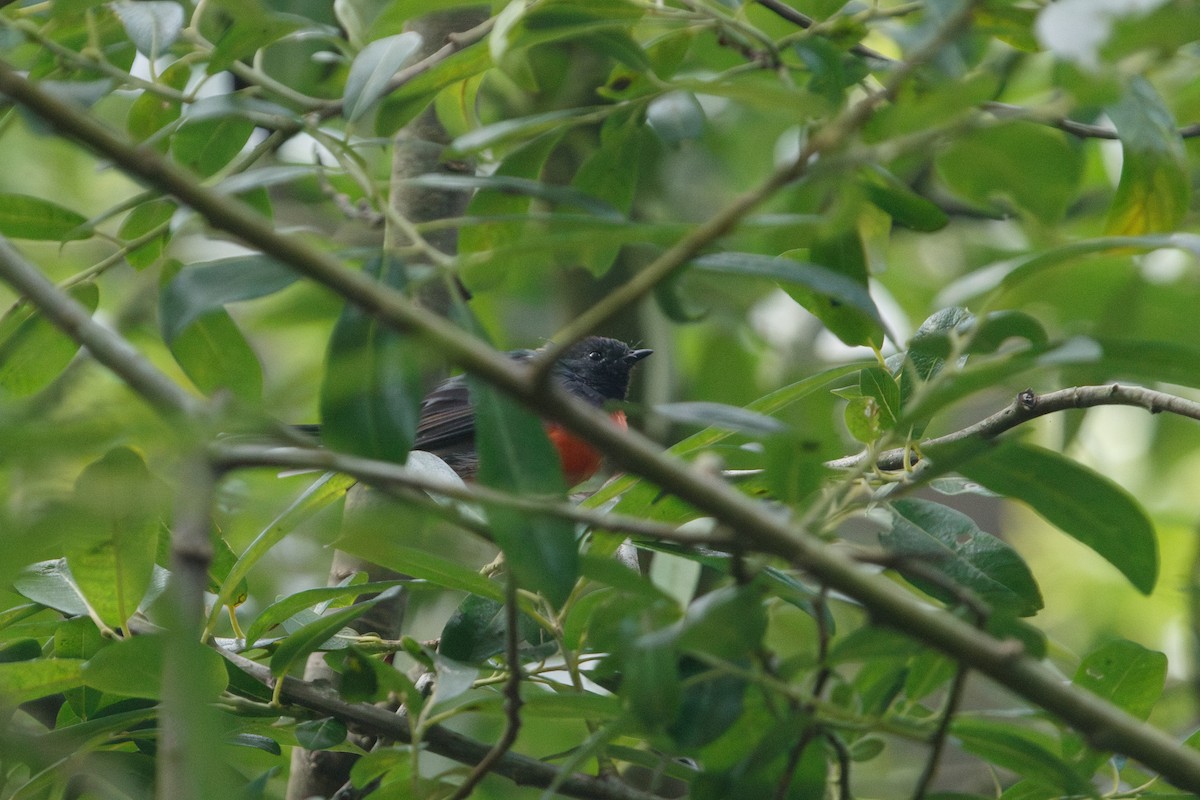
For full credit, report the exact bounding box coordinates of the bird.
[411,336,652,485]
[301,336,652,485]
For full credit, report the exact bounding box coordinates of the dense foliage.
[3,1,1200,798]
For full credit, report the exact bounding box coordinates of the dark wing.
[413,373,475,452]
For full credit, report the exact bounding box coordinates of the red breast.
[545,411,627,486]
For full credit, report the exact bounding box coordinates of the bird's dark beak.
[627,348,653,364]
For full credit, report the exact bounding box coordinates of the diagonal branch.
[0,237,200,419]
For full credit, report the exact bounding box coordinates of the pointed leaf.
[927,440,1157,594]
[319,255,422,462]
[112,0,184,58]
[693,250,885,346]
[245,579,408,648]
[1073,639,1166,722]
[160,255,297,342]
[470,378,577,606]
[952,717,1092,794]
[1105,77,1189,235]
[269,588,401,677]
[0,282,98,396]
[205,473,357,634]
[0,193,91,241]
[344,32,424,122]
[0,659,86,704]
[883,498,1043,615]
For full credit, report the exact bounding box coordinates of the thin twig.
[447,575,524,800]
[983,101,1200,140]
[830,384,1200,472]
[314,16,497,123]
[0,237,201,419]
[825,732,853,800]
[755,0,893,63]
[210,443,729,548]
[911,595,988,800]
[911,663,971,800]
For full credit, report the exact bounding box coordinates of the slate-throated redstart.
[309,336,651,485]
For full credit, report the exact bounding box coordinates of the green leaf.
[244,579,409,648]
[13,559,91,616]
[668,667,748,749]
[860,165,948,231]
[205,5,303,74]
[470,378,577,606]
[458,132,565,290]
[941,233,1200,302]
[693,250,886,346]
[1105,77,1190,235]
[168,308,264,402]
[844,395,880,443]
[319,255,421,462]
[83,633,227,700]
[859,366,900,430]
[439,593,551,664]
[65,448,164,631]
[935,122,1082,221]
[927,440,1158,594]
[1073,639,1166,722]
[119,199,176,269]
[376,41,493,135]
[571,107,654,275]
[343,32,424,122]
[0,193,91,241]
[677,585,766,661]
[0,659,86,704]
[55,617,106,719]
[160,255,298,342]
[1086,338,1200,389]
[171,113,256,178]
[127,61,189,148]
[651,401,787,436]
[623,635,682,730]
[111,0,184,58]
[448,106,608,156]
[882,498,1043,616]
[0,282,98,396]
[952,717,1092,794]
[205,472,358,635]
[269,588,400,677]
[295,718,348,750]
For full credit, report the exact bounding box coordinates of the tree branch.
[830,384,1200,472]
[209,443,728,548]
[158,454,218,800]
[0,237,201,419]
[217,646,660,800]
[447,575,523,800]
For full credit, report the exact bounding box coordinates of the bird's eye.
[588,351,603,361]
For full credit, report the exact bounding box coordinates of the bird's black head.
[554,336,652,405]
